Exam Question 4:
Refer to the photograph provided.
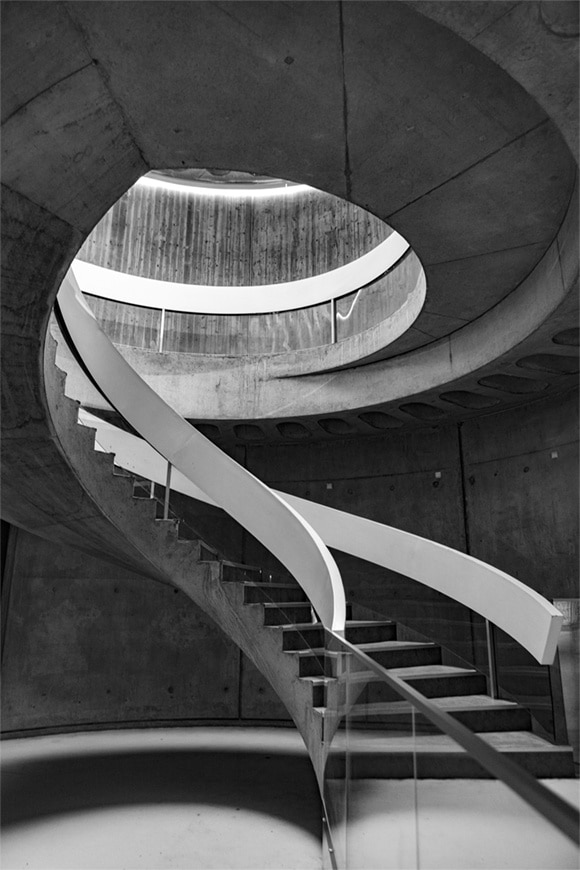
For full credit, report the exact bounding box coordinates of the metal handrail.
[325,628,580,846]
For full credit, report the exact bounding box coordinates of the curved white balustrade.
[71,232,410,314]
[78,408,563,666]
[57,272,346,632]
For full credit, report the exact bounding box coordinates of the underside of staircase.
[43,331,575,786]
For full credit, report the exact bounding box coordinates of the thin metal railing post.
[330,297,337,344]
[158,308,166,353]
[485,618,497,699]
[163,461,172,520]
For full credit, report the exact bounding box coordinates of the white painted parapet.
[58,272,346,632]
[79,408,563,666]
[71,233,410,314]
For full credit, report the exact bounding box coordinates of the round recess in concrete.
[318,418,354,435]
[399,403,446,421]
[552,328,579,347]
[358,411,403,429]
[233,424,265,441]
[276,422,312,440]
[439,391,501,410]
[478,375,549,394]
[516,354,579,374]
[194,423,221,440]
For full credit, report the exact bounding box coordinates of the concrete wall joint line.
[62,3,151,172]
[469,2,520,42]
[338,0,351,200]
[0,182,79,234]
[461,437,579,469]
[386,118,550,221]
[0,61,96,127]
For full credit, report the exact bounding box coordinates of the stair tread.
[300,676,335,685]
[282,620,395,630]
[348,696,522,717]
[431,695,519,710]
[356,641,436,651]
[333,731,573,754]
[263,601,312,608]
[243,581,303,589]
[292,641,437,658]
[344,664,477,684]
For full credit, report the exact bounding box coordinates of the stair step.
[300,676,333,708]
[295,642,441,678]
[282,620,397,650]
[243,583,308,604]
[221,562,264,582]
[262,602,353,625]
[262,602,314,626]
[383,665,488,699]
[312,665,487,705]
[347,695,532,733]
[326,730,576,779]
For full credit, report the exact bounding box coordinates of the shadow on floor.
[2,746,321,837]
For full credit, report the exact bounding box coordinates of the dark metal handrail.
[326,628,579,846]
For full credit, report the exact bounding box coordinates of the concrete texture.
[1,2,577,579]
[2,389,576,747]
[326,777,579,869]
[1,728,322,870]
[0,529,242,731]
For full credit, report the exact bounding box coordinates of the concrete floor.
[1,727,322,870]
[324,778,579,870]
[2,727,579,870]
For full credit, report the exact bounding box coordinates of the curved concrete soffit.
[178,180,576,418]
[71,232,410,314]
[78,409,563,666]
[56,271,346,632]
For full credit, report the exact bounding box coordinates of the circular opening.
[70,168,425,360]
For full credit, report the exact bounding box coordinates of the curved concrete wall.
[79,249,423,358]
[78,179,390,285]
[2,389,576,734]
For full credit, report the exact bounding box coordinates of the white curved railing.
[57,271,346,632]
[71,232,411,314]
[76,407,564,666]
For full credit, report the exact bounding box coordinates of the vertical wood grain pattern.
[84,295,161,350]
[78,184,391,287]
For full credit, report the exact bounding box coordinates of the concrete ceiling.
[1,1,578,453]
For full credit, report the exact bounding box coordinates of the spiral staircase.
[43,283,575,787]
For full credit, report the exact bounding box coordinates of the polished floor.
[1,727,322,870]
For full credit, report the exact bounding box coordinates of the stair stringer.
[44,332,330,779]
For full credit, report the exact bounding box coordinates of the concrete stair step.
[347,694,532,733]
[262,601,353,625]
[221,561,265,582]
[300,676,334,708]
[262,602,314,626]
[243,582,308,604]
[294,642,441,678]
[282,620,397,650]
[325,730,576,779]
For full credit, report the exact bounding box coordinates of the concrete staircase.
[46,335,575,783]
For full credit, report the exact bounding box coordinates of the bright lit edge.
[138,173,314,199]
[72,234,411,315]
